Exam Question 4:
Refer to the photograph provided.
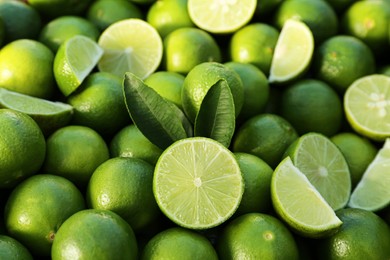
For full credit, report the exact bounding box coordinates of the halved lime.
[284,133,351,210]
[153,137,244,229]
[344,74,390,141]
[54,35,103,96]
[271,157,342,238]
[187,0,257,34]
[348,138,390,211]
[268,19,314,84]
[98,18,163,79]
[0,88,73,134]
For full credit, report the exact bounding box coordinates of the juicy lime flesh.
[344,75,390,141]
[348,138,390,211]
[272,157,342,235]
[154,137,244,229]
[291,134,351,210]
[269,19,314,83]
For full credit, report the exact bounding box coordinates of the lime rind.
[271,157,342,238]
[269,19,314,84]
[348,138,390,211]
[344,74,390,141]
[153,137,244,229]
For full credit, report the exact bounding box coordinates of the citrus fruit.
[0,39,55,99]
[39,16,100,53]
[4,174,85,256]
[271,157,343,238]
[54,35,104,97]
[163,27,221,74]
[255,0,283,17]
[232,113,298,168]
[147,0,194,38]
[66,72,131,137]
[224,62,270,122]
[153,137,244,229]
[97,18,163,79]
[229,22,279,76]
[348,138,390,211]
[109,124,163,166]
[0,88,73,135]
[181,62,244,123]
[216,213,299,259]
[234,153,274,215]
[51,209,138,260]
[87,0,143,31]
[187,0,256,34]
[87,157,161,233]
[312,35,376,94]
[268,19,314,84]
[0,1,41,43]
[344,74,390,141]
[273,0,338,43]
[284,132,351,210]
[331,132,378,188]
[141,227,218,259]
[325,0,355,14]
[42,125,110,187]
[0,235,33,260]
[280,79,343,136]
[144,71,185,109]
[0,109,45,189]
[27,0,93,18]
[314,208,390,259]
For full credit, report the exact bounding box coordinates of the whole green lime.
[0,235,33,260]
[27,0,93,18]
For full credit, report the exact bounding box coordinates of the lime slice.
[54,35,103,97]
[271,157,342,238]
[153,137,244,229]
[268,19,314,84]
[348,138,390,211]
[344,74,390,141]
[98,18,163,79]
[0,88,73,134]
[284,133,351,210]
[187,0,257,34]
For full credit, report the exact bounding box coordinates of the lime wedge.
[187,0,257,34]
[348,138,390,211]
[98,18,163,79]
[269,19,314,84]
[344,74,390,141]
[271,157,342,238]
[284,133,351,210]
[153,137,244,229]
[54,35,103,97]
[0,88,73,134]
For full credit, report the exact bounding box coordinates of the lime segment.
[187,0,257,34]
[271,157,342,238]
[348,138,390,211]
[269,19,314,84]
[344,74,390,141]
[98,18,163,79]
[153,137,244,229]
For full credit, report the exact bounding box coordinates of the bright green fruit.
[0,235,33,260]
[27,0,93,18]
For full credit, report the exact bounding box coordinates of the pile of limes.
[1,0,390,259]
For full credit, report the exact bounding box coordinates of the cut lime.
[269,19,314,84]
[284,133,351,210]
[98,18,163,79]
[348,138,390,211]
[187,0,257,34]
[54,35,103,97]
[271,157,342,238]
[153,137,244,229]
[0,88,73,134]
[344,74,390,141]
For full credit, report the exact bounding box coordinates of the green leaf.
[194,79,236,148]
[123,72,193,150]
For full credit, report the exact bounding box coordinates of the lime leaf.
[194,79,235,148]
[123,72,192,150]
